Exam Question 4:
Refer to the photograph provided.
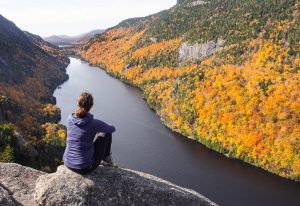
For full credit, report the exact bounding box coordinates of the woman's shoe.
[102,154,118,168]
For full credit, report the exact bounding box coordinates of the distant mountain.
[44,29,105,46]
[0,15,69,171]
[24,31,70,65]
[43,35,69,45]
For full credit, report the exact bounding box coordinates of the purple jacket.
[63,113,116,169]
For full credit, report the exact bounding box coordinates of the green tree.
[1,144,15,162]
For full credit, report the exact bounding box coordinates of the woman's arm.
[93,119,116,133]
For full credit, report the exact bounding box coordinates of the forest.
[81,0,300,181]
[0,15,68,172]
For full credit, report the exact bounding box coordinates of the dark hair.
[75,92,94,118]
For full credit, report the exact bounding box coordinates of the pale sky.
[0,0,176,37]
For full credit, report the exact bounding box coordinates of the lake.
[54,57,300,206]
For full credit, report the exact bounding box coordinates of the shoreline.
[73,56,299,183]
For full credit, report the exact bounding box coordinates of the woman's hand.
[96,132,106,137]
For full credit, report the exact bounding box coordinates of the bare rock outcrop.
[0,163,218,206]
[0,163,45,206]
[186,1,208,7]
[35,165,218,206]
[179,40,224,64]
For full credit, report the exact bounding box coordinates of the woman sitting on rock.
[63,92,117,175]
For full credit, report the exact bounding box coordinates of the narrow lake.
[54,57,300,206]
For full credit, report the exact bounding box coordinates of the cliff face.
[0,163,217,206]
[178,40,224,64]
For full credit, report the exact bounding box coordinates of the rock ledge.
[35,165,218,206]
[0,163,45,206]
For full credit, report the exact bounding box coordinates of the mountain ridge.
[44,29,105,45]
[0,15,69,172]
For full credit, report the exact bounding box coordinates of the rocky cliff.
[0,163,217,206]
[178,39,224,64]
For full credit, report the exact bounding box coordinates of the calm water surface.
[54,58,300,206]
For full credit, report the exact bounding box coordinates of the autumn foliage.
[81,1,300,181]
[0,15,69,171]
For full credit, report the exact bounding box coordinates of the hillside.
[0,15,69,172]
[44,29,105,46]
[81,0,300,181]
[24,31,70,64]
